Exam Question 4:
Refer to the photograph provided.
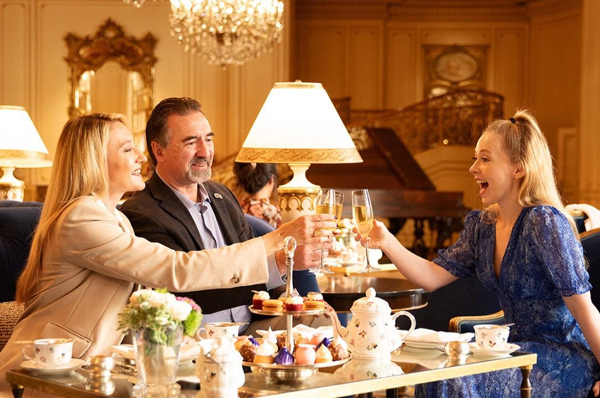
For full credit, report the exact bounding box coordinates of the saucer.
[20,358,86,375]
[468,343,520,358]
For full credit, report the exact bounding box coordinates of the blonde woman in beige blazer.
[0,114,334,397]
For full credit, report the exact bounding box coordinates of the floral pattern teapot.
[327,287,416,359]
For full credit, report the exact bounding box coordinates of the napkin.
[399,328,473,343]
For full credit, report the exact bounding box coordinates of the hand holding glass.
[352,189,379,273]
[314,188,343,273]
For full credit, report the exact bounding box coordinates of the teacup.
[197,322,241,340]
[473,324,510,350]
[23,338,73,368]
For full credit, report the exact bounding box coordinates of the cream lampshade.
[0,106,52,201]
[236,81,362,222]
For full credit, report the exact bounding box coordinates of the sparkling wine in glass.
[352,189,379,273]
[314,188,343,273]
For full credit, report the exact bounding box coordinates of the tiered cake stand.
[245,237,347,381]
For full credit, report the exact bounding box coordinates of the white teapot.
[327,287,416,359]
[195,336,245,397]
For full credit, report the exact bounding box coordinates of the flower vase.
[133,325,183,398]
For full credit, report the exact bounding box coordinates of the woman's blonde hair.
[481,110,576,233]
[16,113,125,303]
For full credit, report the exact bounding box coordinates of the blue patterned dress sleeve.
[415,206,600,398]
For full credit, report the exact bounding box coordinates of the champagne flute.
[352,189,379,273]
[314,188,343,274]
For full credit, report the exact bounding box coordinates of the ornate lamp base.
[277,163,320,223]
[0,167,24,201]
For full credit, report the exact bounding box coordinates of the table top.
[320,274,428,312]
[7,348,537,398]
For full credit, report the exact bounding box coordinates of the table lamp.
[0,106,52,201]
[236,81,362,222]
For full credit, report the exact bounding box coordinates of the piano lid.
[307,127,436,191]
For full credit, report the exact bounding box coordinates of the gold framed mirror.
[64,19,157,154]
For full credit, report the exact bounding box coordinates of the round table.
[321,276,428,313]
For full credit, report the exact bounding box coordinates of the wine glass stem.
[365,239,371,271]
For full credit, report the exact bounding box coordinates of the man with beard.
[121,97,330,335]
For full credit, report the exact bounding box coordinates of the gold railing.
[341,89,504,156]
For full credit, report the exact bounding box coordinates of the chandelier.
[123,0,284,67]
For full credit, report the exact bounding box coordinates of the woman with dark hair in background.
[234,162,282,229]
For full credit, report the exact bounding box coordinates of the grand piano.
[307,126,468,258]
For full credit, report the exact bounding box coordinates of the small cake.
[254,341,275,364]
[315,336,331,350]
[239,340,258,362]
[274,347,294,365]
[264,327,279,352]
[234,335,250,351]
[294,344,316,365]
[252,291,270,310]
[315,344,333,363]
[285,296,304,311]
[262,299,283,312]
[307,292,324,302]
[276,332,287,352]
[328,341,349,361]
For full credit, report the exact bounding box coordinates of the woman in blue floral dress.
[357,110,600,397]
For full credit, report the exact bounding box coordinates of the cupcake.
[262,299,283,312]
[285,296,304,311]
[252,291,270,310]
[315,344,333,363]
[307,292,324,302]
[254,340,275,364]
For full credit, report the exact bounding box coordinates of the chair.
[0,301,24,352]
[449,227,600,333]
[581,227,600,306]
[396,277,501,332]
[0,206,42,302]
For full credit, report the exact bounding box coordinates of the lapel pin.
[214,193,223,199]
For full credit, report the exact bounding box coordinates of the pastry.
[328,341,349,361]
[276,332,287,352]
[274,347,294,365]
[285,296,304,311]
[306,292,324,301]
[294,344,316,365]
[234,335,250,351]
[315,344,333,363]
[239,340,258,362]
[261,299,283,312]
[264,327,279,352]
[254,341,275,364]
[252,291,270,310]
[303,300,326,310]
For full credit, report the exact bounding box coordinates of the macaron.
[303,300,326,311]
[262,299,283,312]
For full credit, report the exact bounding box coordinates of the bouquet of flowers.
[117,288,202,344]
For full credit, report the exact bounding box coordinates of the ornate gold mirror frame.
[64,18,157,152]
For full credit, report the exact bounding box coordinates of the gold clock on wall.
[424,45,487,98]
[433,51,479,83]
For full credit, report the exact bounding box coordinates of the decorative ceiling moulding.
[526,0,582,17]
[295,0,392,20]
[387,1,529,22]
